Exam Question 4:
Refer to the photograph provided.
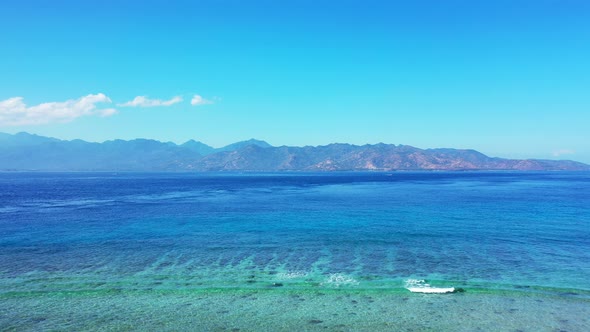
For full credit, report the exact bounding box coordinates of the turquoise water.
[1,172,589,331]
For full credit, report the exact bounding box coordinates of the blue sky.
[1,0,589,162]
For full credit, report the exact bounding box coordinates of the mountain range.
[0,132,588,171]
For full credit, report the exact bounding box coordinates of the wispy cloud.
[0,93,116,126]
[118,95,183,107]
[191,95,214,106]
[552,149,575,157]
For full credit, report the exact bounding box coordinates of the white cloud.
[552,149,575,157]
[99,108,118,117]
[191,94,214,106]
[0,93,117,126]
[118,95,183,107]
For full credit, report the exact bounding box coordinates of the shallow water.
[1,172,589,331]
[2,290,589,331]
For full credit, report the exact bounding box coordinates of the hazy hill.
[181,140,216,156]
[0,132,588,171]
[180,138,271,156]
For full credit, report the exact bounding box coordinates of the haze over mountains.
[0,132,588,171]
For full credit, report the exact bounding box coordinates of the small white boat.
[407,286,455,294]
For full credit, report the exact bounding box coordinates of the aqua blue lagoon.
[1,172,589,331]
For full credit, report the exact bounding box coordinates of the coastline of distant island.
[1,132,588,172]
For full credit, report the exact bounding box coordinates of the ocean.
[0,172,589,331]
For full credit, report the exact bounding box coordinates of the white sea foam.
[405,279,455,294]
[276,271,308,279]
[322,273,359,287]
[0,207,21,213]
[19,199,114,209]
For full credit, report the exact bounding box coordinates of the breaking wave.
[322,273,359,287]
[404,279,456,293]
[276,271,308,280]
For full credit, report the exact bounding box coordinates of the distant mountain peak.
[240,138,272,147]
[181,139,210,146]
[0,131,60,146]
[181,140,215,155]
[216,139,272,152]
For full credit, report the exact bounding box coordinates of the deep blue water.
[1,171,589,295]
